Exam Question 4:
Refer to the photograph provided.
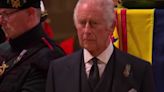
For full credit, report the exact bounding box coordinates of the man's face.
[75,4,113,55]
[0,8,29,39]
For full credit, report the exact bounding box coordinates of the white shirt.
[84,42,114,78]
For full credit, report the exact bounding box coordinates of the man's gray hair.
[73,0,116,28]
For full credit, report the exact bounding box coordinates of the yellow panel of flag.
[114,9,154,64]
[126,9,154,64]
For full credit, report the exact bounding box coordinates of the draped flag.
[125,9,154,64]
[114,9,154,64]
[114,8,164,92]
[112,9,120,48]
[112,27,119,48]
[126,9,154,64]
[113,9,122,49]
[153,9,164,92]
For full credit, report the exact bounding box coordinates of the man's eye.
[80,20,86,25]
[90,21,97,25]
[78,20,87,27]
[89,21,98,28]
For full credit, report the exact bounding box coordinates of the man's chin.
[83,45,96,52]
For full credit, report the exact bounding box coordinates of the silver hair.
[73,0,116,28]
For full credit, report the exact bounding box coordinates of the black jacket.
[46,47,155,92]
[0,23,65,92]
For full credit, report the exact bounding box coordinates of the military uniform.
[0,23,65,92]
[0,26,6,44]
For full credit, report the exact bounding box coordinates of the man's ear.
[25,7,40,27]
[27,7,35,16]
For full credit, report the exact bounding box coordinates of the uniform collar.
[9,23,45,51]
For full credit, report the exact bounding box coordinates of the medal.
[123,64,131,78]
[0,49,27,76]
[0,61,9,76]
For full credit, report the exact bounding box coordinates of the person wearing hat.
[0,0,65,92]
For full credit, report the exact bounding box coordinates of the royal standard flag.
[126,9,154,64]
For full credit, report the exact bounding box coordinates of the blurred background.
[42,0,80,53]
[44,0,77,42]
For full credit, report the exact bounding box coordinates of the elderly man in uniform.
[0,0,65,92]
[46,0,155,92]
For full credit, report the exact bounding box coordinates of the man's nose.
[84,22,91,32]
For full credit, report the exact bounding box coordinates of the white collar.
[84,42,114,64]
